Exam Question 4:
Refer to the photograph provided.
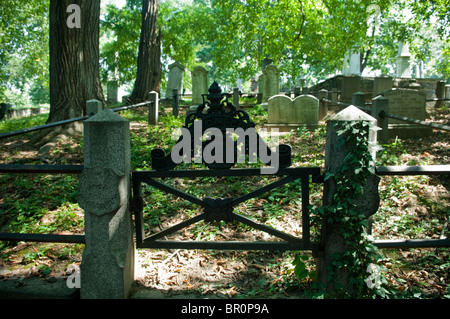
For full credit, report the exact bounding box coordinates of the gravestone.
[165,61,185,99]
[342,48,361,75]
[294,95,319,129]
[257,73,264,104]
[373,75,393,97]
[396,42,411,78]
[262,64,280,102]
[266,94,319,132]
[251,78,258,93]
[341,75,361,108]
[383,88,432,138]
[107,81,119,105]
[191,66,208,105]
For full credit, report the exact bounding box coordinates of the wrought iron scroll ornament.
[151,81,292,171]
[131,82,320,252]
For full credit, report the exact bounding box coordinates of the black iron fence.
[0,99,154,244]
[0,100,155,140]
[373,165,450,249]
[1,92,449,251]
[0,164,85,244]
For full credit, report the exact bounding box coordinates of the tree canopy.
[1,0,449,107]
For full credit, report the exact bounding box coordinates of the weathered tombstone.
[257,73,264,104]
[165,61,185,100]
[293,95,319,129]
[233,87,240,109]
[107,81,119,105]
[435,80,446,108]
[266,94,319,131]
[342,48,361,75]
[341,75,361,108]
[352,91,366,110]
[373,75,393,97]
[251,78,258,93]
[371,95,389,144]
[396,41,411,78]
[191,66,208,105]
[267,95,293,125]
[382,88,432,138]
[262,64,280,102]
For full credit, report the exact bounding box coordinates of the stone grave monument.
[266,94,319,132]
[382,88,432,138]
[191,66,208,105]
[165,61,185,99]
[262,64,280,103]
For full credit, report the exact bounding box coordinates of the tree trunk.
[129,0,161,104]
[29,0,105,146]
[47,0,104,124]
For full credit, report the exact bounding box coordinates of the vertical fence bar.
[301,175,311,248]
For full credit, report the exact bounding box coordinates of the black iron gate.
[131,82,321,252]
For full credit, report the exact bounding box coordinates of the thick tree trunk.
[47,0,104,123]
[28,0,105,147]
[129,0,161,104]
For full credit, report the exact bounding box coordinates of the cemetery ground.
[0,102,449,299]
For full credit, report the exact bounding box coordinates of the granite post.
[148,91,158,125]
[86,99,103,116]
[352,91,366,111]
[78,109,134,299]
[316,106,380,297]
[318,89,328,121]
[371,95,389,144]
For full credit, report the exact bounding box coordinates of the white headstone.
[191,66,208,105]
[343,48,361,75]
[165,61,185,98]
[262,64,280,102]
[396,41,411,78]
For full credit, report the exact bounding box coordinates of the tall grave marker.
[191,66,208,105]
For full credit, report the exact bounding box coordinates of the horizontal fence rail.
[373,164,450,249]
[0,164,84,174]
[0,232,85,244]
[132,167,321,252]
[0,100,154,140]
[376,165,450,176]
[0,164,85,245]
[379,110,450,132]
[0,115,90,139]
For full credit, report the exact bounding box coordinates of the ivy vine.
[316,120,388,298]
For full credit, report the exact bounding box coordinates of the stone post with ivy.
[316,105,381,297]
[78,108,134,299]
